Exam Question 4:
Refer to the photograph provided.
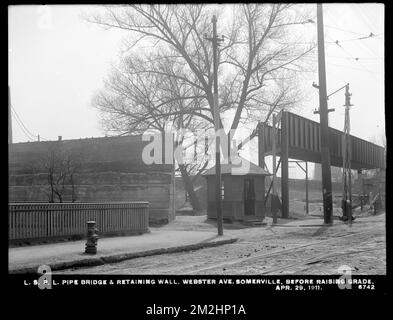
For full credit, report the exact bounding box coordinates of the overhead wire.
[326,55,382,61]
[324,24,365,36]
[11,109,35,141]
[325,35,381,80]
[327,61,381,75]
[326,32,382,45]
[353,4,380,33]
[11,105,37,139]
[10,104,48,141]
[325,4,382,58]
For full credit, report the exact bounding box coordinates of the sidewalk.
[9,228,238,274]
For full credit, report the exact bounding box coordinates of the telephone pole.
[316,3,333,224]
[206,15,224,236]
[342,84,353,224]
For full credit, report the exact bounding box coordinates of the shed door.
[244,177,255,216]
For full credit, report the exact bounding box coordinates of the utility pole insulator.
[344,84,353,107]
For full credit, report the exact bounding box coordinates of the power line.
[325,35,381,77]
[324,33,382,60]
[353,4,380,34]
[298,13,383,81]
[324,24,365,36]
[326,33,382,45]
[302,51,380,65]
[11,109,35,140]
[300,55,382,81]
[325,5,383,58]
[11,109,35,141]
[324,5,383,56]
[300,42,382,77]
[298,34,382,82]
[327,61,381,75]
[326,4,381,36]
[10,104,48,141]
[10,105,37,139]
[351,33,381,58]
[326,55,383,61]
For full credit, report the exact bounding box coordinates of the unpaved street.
[56,212,386,275]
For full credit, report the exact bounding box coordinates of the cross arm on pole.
[327,83,349,100]
[313,108,335,114]
[312,82,349,100]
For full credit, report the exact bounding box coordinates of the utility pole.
[272,114,278,224]
[342,84,353,224]
[8,86,12,144]
[281,111,289,219]
[206,15,224,236]
[258,121,265,170]
[316,3,333,224]
[305,161,309,214]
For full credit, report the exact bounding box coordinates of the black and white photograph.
[8,3,387,299]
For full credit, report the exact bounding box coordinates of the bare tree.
[90,4,316,210]
[36,143,81,203]
[93,55,211,211]
[90,4,314,130]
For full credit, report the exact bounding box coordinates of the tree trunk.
[48,174,54,203]
[179,164,202,213]
[70,174,76,202]
[55,191,63,203]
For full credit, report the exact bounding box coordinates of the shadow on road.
[311,225,330,237]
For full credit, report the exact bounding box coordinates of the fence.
[9,202,149,242]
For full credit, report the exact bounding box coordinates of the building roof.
[204,157,271,176]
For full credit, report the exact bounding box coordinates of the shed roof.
[204,157,271,176]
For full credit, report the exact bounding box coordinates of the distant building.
[8,135,175,224]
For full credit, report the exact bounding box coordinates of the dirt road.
[56,212,386,275]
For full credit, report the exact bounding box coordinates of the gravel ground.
[56,210,386,275]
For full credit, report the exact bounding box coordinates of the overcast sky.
[8,4,384,177]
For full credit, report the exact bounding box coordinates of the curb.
[9,237,238,274]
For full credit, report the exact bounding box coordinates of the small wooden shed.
[204,158,271,222]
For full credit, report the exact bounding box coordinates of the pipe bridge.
[258,111,385,219]
[258,111,385,170]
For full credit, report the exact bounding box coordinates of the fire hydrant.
[85,221,99,254]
